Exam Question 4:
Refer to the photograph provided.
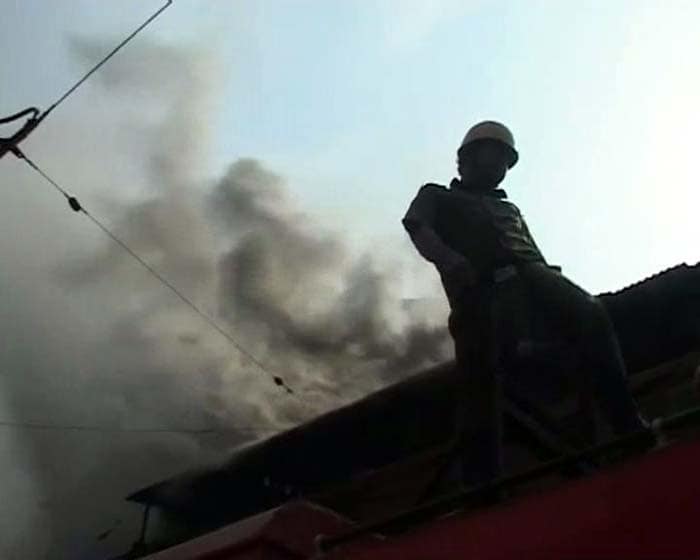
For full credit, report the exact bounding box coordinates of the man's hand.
[443,260,478,302]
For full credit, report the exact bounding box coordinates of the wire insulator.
[67,196,83,212]
[274,376,294,394]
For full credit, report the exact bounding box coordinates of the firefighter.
[403,121,646,486]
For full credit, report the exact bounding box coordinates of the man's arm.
[405,223,468,270]
[520,214,558,269]
[403,185,477,287]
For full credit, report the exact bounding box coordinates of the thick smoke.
[0,39,449,558]
[211,159,450,401]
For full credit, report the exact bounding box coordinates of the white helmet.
[459,121,519,168]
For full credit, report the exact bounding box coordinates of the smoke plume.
[0,39,449,558]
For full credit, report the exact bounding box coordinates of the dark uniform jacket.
[403,178,546,307]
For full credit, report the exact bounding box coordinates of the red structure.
[327,439,700,560]
[118,263,700,560]
[138,435,700,560]
[140,502,352,560]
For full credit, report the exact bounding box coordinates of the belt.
[479,262,561,285]
[492,264,518,283]
[473,264,518,287]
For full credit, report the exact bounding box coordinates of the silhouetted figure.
[403,121,646,487]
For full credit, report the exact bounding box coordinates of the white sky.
[3,0,699,295]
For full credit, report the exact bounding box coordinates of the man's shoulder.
[419,182,448,192]
[413,182,448,200]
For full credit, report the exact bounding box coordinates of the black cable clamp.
[0,107,43,160]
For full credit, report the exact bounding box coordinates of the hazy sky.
[1,1,699,557]
[4,1,698,290]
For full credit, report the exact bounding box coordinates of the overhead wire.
[0,418,276,437]
[0,0,298,397]
[0,1,173,161]
[42,0,174,121]
[14,150,295,395]
[0,107,39,125]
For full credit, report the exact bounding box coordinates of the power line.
[2,0,299,397]
[43,0,174,120]
[0,418,276,437]
[0,107,39,125]
[0,1,173,161]
[15,149,296,396]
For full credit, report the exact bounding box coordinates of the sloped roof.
[129,262,700,541]
[129,361,458,520]
[599,261,700,373]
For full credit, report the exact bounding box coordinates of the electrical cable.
[43,0,174,120]
[0,418,276,437]
[0,1,173,161]
[2,0,299,396]
[15,149,296,395]
[0,107,39,125]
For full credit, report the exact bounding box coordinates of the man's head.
[457,121,518,190]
